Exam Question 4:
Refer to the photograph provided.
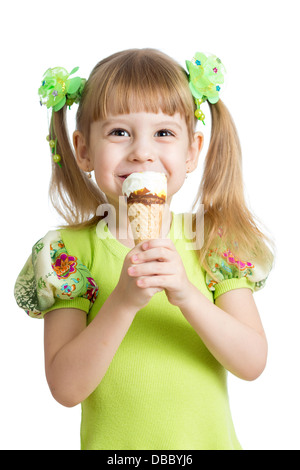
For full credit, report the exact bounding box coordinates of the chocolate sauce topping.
[127,193,165,205]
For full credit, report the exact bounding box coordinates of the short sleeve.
[14,230,99,318]
[205,247,271,301]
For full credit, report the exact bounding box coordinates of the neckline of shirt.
[94,211,178,259]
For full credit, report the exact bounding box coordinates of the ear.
[73,130,94,172]
[186,132,204,173]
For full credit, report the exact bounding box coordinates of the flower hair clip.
[38,66,86,166]
[38,66,86,112]
[186,52,226,125]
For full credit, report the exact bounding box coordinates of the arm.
[179,285,268,381]
[44,292,136,408]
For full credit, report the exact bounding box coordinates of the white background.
[1,0,299,450]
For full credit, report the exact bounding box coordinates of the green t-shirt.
[14,213,269,450]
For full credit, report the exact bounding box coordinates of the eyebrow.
[156,121,183,131]
[101,118,128,127]
[100,118,183,132]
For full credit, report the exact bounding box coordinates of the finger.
[126,244,144,260]
[136,275,171,289]
[128,261,172,277]
[130,246,171,264]
[141,238,175,252]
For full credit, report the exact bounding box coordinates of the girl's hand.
[127,239,193,308]
[113,243,164,312]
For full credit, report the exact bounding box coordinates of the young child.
[14,49,274,450]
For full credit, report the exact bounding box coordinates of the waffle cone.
[127,202,165,245]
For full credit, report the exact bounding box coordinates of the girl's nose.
[128,137,155,162]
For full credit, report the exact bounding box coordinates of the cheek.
[94,165,111,189]
[92,156,112,191]
[92,147,112,176]
[167,163,187,195]
[165,146,189,194]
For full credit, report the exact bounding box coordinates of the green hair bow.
[186,52,226,124]
[38,66,86,112]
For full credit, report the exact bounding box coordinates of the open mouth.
[118,174,130,181]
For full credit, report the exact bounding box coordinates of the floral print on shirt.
[14,231,99,318]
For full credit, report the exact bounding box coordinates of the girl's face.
[74,111,203,208]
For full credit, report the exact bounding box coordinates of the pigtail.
[194,100,275,278]
[49,107,106,227]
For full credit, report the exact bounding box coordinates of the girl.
[14,48,274,450]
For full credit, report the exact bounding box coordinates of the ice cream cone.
[127,200,165,245]
[122,172,167,245]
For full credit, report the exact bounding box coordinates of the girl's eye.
[155,129,175,137]
[109,129,130,137]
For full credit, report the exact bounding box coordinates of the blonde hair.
[48,48,274,279]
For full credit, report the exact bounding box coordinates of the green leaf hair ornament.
[38,66,86,167]
[186,53,226,125]
[38,66,86,112]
